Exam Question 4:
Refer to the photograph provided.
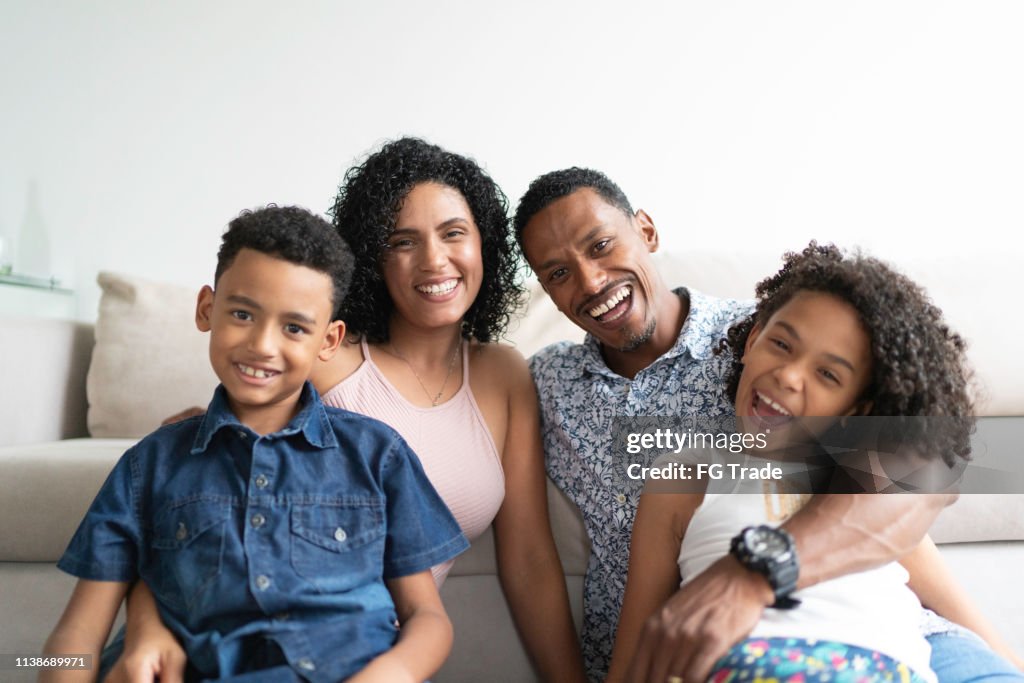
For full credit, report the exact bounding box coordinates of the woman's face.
[382,182,484,332]
[735,291,873,446]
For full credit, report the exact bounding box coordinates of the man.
[512,168,998,683]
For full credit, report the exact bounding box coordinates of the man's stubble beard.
[617,316,657,353]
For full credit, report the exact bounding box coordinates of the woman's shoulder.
[468,341,533,393]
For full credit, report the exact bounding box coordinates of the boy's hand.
[160,407,205,426]
[103,643,185,683]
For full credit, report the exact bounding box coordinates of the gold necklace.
[389,339,462,406]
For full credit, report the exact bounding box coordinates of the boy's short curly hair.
[512,167,633,248]
[718,241,974,464]
[329,137,523,343]
[216,205,354,320]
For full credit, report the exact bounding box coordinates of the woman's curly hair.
[717,242,974,464]
[329,137,523,343]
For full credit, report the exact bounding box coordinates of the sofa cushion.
[87,272,218,438]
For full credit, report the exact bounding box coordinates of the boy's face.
[196,248,342,432]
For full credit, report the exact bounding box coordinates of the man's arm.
[782,493,955,587]
[630,493,955,683]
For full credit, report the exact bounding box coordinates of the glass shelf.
[0,272,73,295]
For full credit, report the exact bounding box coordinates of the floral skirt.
[709,637,927,683]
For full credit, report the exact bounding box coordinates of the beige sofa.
[1,250,1022,682]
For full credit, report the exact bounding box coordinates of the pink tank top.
[321,339,505,585]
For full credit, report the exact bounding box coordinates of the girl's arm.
[349,571,453,683]
[902,535,1023,671]
[41,579,129,683]
[490,349,587,683]
[102,581,186,683]
[606,492,701,683]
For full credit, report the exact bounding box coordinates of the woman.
[111,138,586,682]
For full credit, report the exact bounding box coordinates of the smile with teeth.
[587,285,631,319]
[754,390,793,417]
[416,279,459,296]
[237,363,279,380]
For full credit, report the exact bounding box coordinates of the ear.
[741,321,764,363]
[634,209,659,253]
[839,399,873,427]
[319,320,345,361]
[195,286,215,332]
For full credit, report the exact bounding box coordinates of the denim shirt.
[59,382,469,683]
[530,288,752,680]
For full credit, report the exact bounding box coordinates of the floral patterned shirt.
[529,288,752,681]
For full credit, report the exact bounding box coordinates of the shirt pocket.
[151,499,230,611]
[290,499,385,593]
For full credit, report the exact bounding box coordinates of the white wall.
[1,1,1022,321]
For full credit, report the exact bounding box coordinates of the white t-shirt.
[676,456,936,682]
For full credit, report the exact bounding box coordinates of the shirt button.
[251,513,266,529]
[255,574,271,591]
[297,658,316,671]
[237,430,248,440]
[616,494,627,504]
[254,474,269,489]
[175,522,188,541]
[274,612,290,621]
[333,527,347,542]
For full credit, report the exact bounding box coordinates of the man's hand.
[625,555,773,683]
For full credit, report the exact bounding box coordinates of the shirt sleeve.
[57,447,141,582]
[379,437,469,579]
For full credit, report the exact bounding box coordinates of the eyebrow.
[775,320,856,372]
[225,294,318,326]
[536,225,608,272]
[391,217,470,236]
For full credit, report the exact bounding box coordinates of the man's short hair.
[215,205,354,319]
[513,167,634,247]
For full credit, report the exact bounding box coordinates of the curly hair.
[717,242,974,464]
[329,137,523,343]
[513,167,633,248]
[216,205,354,319]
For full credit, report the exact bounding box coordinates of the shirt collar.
[576,287,727,378]
[191,381,337,454]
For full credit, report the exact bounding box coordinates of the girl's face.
[735,291,873,440]
[382,182,484,332]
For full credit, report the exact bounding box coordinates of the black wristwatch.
[729,525,801,609]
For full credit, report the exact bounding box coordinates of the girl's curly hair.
[329,137,523,343]
[718,242,974,464]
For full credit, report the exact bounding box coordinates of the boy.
[43,206,469,682]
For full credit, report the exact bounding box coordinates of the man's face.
[521,188,663,352]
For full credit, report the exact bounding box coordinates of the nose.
[248,322,277,357]
[420,235,448,271]
[577,258,607,296]
[773,361,805,393]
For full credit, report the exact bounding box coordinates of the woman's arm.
[606,492,699,683]
[42,579,129,683]
[489,348,587,683]
[349,571,453,683]
[102,581,186,683]
[902,535,1023,671]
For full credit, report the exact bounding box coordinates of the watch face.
[746,527,788,558]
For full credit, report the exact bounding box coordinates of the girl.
[608,242,1021,683]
